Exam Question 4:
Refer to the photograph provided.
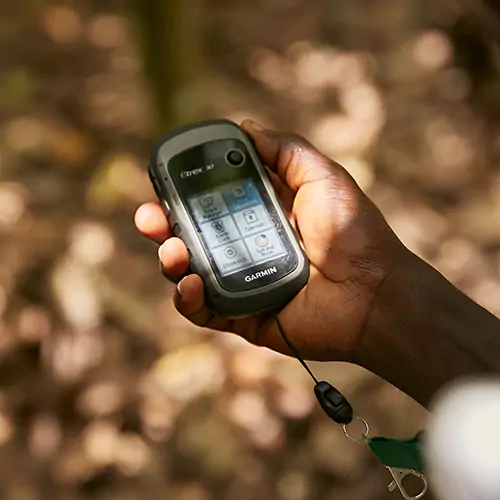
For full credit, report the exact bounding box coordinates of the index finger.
[134,202,171,244]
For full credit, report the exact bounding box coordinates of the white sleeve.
[425,379,500,500]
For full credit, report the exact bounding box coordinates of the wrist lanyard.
[275,316,429,500]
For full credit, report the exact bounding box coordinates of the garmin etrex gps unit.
[148,119,309,318]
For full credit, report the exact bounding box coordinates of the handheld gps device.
[148,119,309,318]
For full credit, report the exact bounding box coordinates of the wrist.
[354,248,441,404]
[355,247,500,406]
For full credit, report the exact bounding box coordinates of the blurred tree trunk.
[129,0,211,132]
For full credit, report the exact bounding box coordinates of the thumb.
[241,120,339,192]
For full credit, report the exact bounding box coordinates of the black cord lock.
[274,316,354,425]
[314,381,354,424]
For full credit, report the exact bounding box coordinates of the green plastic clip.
[366,436,424,470]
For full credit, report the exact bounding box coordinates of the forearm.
[358,251,500,407]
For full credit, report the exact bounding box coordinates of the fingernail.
[244,120,264,132]
[174,287,182,307]
[158,244,165,273]
[177,279,185,297]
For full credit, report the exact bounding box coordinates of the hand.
[135,120,410,363]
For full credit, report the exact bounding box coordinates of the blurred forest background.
[1,0,500,499]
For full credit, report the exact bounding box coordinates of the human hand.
[135,120,411,363]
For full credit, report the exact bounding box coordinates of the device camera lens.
[226,149,245,167]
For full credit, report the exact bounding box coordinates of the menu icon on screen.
[200,196,214,209]
[212,220,225,233]
[243,209,258,224]
[232,186,246,198]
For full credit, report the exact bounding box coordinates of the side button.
[172,223,181,236]
[148,167,162,198]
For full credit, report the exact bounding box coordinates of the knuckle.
[280,131,309,150]
[188,309,212,327]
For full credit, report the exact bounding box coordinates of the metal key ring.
[342,415,370,442]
